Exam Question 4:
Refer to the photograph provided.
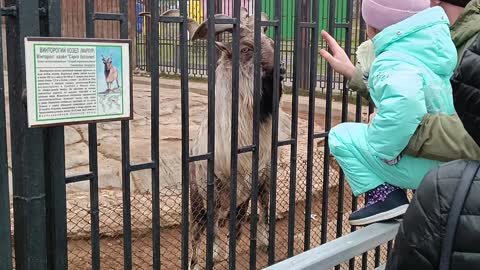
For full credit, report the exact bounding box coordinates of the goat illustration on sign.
[96,47,123,115]
[101,54,120,93]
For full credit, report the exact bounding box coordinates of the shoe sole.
[349,204,409,226]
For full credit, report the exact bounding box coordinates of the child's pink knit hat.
[362,0,430,30]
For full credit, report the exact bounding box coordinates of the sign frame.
[24,37,134,128]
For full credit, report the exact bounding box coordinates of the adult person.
[385,6,480,269]
[320,0,480,162]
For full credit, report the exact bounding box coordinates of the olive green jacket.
[348,0,480,161]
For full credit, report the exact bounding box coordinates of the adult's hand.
[319,30,355,80]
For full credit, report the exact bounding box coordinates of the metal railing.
[265,222,399,270]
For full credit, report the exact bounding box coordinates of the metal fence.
[134,0,363,89]
[0,0,390,270]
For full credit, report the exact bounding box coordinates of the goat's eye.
[241,47,251,53]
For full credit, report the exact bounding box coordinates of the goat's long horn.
[138,11,151,17]
[191,14,237,41]
[242,11,269,33]
[160,9,200,39]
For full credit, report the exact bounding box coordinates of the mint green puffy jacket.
[367,7,457,160]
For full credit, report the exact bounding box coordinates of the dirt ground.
[66,183,388,270]
[63,100,375,270]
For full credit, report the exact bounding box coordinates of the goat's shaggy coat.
[142,8,290,269]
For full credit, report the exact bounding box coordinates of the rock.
[65,142,90,169]
[65,126,83,145]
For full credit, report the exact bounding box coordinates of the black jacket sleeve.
[451,34,480,147]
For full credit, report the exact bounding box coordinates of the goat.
[101,54,120,91]
[145,8,289,269]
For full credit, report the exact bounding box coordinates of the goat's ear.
[215,42,231,57]
[240,7,249,21]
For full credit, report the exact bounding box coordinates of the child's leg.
[328,122,443,196]
[329,122,443,225]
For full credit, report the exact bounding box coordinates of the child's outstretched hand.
[319,30,355,80]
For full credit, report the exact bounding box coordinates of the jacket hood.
[451,0,480,49]
[373,7,457,76]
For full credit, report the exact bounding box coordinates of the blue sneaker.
[349,184,409,226]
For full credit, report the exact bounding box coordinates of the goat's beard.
[259,68,283,124]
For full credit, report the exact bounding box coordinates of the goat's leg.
[189,166,206,270]
[234,198,250,241]
[190,215,206,270]
[212,219,228,263]
[212,176,227,264]
[258,182,270,252]
[190,194,206,270]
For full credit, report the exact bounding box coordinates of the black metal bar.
[228,0,241,268]
[249,0,263,267]
[0,6,17,17]
[277,139,295,147]
[350,7,367,270]
[375,246,381,267]
[7,0,50,268]
[304,0,322,250]
[267,0,283,264]
[387,240,393,255]
[333,23,350,28]
[215,18,238,24]
[335,0,354,263]
[189,153,212,162]
[120,116,133,270]
[361,252,368,270]
[320,0,336,245]
[178,0,190,268]
[348,194,359,270]
[287,0,302,258]
[298,22,316,28]
[94,12,125,22]
[205,0,217,267]
[260,20,279,27]
[158,16,184,23]
[149,0,161,269]
[0,3,12,268]
[7,0,48,269]
[84,1,100,269]
[65,173,94,184]
[129,162,156,172]
[41,0,68,269]
[313,132,329,139]
[238,145,255,154]
[120,0,133,267]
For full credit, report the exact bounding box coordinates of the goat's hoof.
[213,244,228,262]
[189,263,201,270]
[258,244,269,253]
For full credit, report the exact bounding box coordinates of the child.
[326,0,458,225]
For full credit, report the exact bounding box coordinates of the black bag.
[439,161,480,270]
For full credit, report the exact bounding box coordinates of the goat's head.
[144,9,285,120]
[102,54,113,70]
[147,9,286,79]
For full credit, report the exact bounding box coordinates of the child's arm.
[367,62,427,161]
